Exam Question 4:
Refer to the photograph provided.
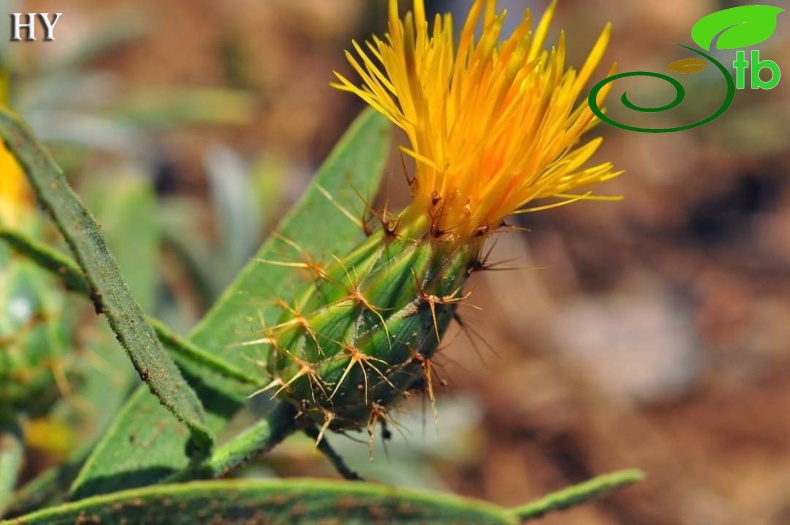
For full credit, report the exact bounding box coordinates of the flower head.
[333,0,621,242]
[0,74,30,228]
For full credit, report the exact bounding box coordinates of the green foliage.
[0,247,78,415]
[1,472,644,525]
[2,479,515,525]
[0,105,642,523]
[0,109,212,456]
[0,228,258,387]
[0,413,24,515]
[67,108,393,499]
[84,175,159,313]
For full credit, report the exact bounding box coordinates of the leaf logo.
[666,58,709,74]
[588,4,782,133]
[691,5,784,51]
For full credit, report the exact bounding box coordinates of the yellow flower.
[0,146,29,227]
[333,0,621,241]
[0,73,30,228]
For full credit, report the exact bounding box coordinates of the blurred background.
[4,0,790,523]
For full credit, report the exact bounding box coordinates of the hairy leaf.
[4,479,515,525]
[69,109,392,498]
[0,109,213,457]
[4,470,644,525]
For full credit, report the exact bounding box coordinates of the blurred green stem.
[0,228,256,387]
[0,412,24,517]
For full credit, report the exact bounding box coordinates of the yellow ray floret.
[333,0,621,241]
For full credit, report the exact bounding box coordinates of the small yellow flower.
[0,73,30,228]
[333,0,621,241]
[0,147,30,227]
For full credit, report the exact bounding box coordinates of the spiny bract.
[262,223,473,435]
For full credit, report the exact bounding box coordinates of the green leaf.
[0,229,258,388]
[691,5,784,51]
[2,479,516,525]
[79,174,162,443]
[0,230,91,297]
[5,470,645,524]
[0,109,213,456]
[0,413,24,516]
[83,174,159,313]
[157,197,217,307]
[69,109,392,498]
[189,109,391,356]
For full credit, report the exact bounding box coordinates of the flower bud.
[265,227,475,432]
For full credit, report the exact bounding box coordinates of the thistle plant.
[0,1,643,523]
[263,0,621,441]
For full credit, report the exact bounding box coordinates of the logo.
[588,5,783,133]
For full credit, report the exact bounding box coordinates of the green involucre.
[264,228,477,431]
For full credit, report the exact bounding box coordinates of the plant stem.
[166,401,298,482]
[303,426,362,481]
[509,469,645,522]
